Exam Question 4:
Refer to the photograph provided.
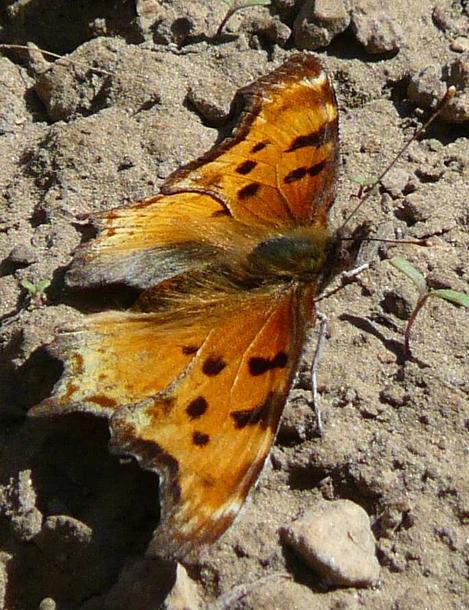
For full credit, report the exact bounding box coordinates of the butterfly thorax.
[247,225,333,283]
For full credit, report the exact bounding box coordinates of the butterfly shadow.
[1,407,166,609]
[0,330,177,608]
[44,261,140,314]
[43,219,141,313]
[338,312,427,368]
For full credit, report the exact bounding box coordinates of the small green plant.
[20,278,51,307]
[217,0,272,37]
[390,256,469,357]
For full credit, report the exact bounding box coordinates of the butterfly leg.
[316,263,370,303]
[310,310,329,437]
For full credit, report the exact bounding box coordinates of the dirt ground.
[0,1,467,609]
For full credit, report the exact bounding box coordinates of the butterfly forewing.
[164,54,339,229]
[109,284,315,557]
[66,55,338,293]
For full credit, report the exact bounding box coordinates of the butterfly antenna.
[340,85,457,229]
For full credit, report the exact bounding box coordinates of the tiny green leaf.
[351,175,376,187]
[430,289,469,308]
[20,279,37,293]
[36,279,51,293]
[389,257,427,294]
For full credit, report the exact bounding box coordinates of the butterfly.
[33,53,352,559]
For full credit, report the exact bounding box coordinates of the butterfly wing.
[67,54,338,292]
[34,277,315,558]
[67,192,261,291]
[111,283,315,558]
[32,309,211,418]
[164,53,338,229]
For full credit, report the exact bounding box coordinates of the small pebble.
[8,244,38,266]
[380,168,413,199]
[281,499,380,587]
[408,54,469,123]
[450,37,469,53]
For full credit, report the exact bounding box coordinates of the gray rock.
[381,286,415,320]
[432,2,469,38]
[213,577,328,610]
[33,38,163,122]
[135,0,160,38]
[294,0,350,50]
[408,53,469,123]
[37,515,93,548]
[351,0,403,54]
[450,36,469,53]
[136,0,225,45]
[80,558,181,610]
[246,8,292,47]
[380,168,414,199]
[0,57,36,128]
[38,598,57,610]
[0,553,10,609]
[8,244,38,265]
[281,499,380,587]
[163,563,201,610]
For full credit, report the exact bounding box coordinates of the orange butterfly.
[33,54,347,559]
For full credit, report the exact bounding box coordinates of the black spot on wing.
[307,159,327,177]
[248,357,270,376]
[284,160,328,184]
[186,397,208,419]
[248,351,288,376]
[238,182,260,200]
[284,167,307,184]
[231,398,271,430]
[251,141,269,153]
[182,344,199,355]
[271,352,288,368]
[285,123,332,152]
[193,431,210,446]
[202,356,226,376]
[236,160,257,175]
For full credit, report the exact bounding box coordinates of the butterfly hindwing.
[33,309,211,418]
[34,275,315,557]
[67,191,262,291]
